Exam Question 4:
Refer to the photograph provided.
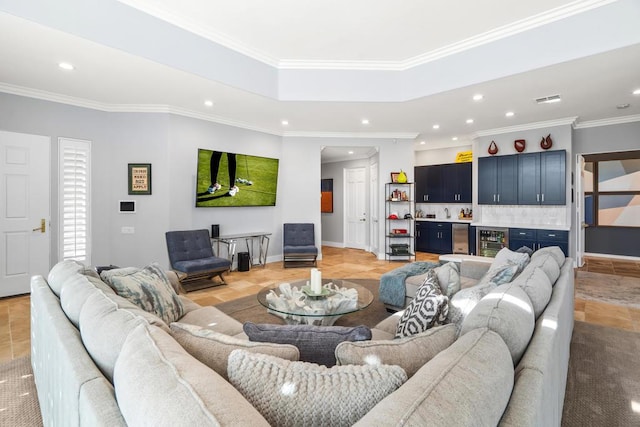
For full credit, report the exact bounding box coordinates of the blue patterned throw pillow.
[100,263,185,324]
[395,269,448,338]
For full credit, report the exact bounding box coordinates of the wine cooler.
[476,227,509,258]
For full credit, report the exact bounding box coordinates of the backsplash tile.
[478,205,568,227]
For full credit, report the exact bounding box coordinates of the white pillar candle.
[310,268,322,294]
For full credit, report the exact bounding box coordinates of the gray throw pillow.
[227,349,407,427]
[433,262,461,297]
[395,269,448,338]
[100,263,185,325]
[170,322,299,380]
[243,322,371,366]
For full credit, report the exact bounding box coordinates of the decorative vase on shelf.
[397,170,407,183]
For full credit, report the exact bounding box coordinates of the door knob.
[32,218,46,233]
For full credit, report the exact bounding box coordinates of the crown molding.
[574,114,640,129]
[282,131,418,139]
[118,0,616,72]
[474,117,579,137]
[0,83,282,136]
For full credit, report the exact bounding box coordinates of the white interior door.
[0,130,50,297]
[575,155,585,267]
[369,162,379,256]
[344,167,367,250]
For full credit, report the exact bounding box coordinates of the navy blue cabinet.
[415,221,452,254]
[415,221,429,252]
[509,228,568,256]
[518,150,566,205]
[415,163,471,203]
[478,155,518,205]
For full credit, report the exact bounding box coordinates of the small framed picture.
[390,172,401,183]
[128,163,152,195]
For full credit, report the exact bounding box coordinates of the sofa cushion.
[395,269,448,338]
[227,349,407,427]
[531,245,565,267]
[114,324,270,426]
[512,266,553,319]
[243,322,371,367]
[493,247,530,274]
[336,324,456,377]
[526,253,561,285]
[100,263,185,324]
[79,290,168,382]
[48,259,97,297]
[353,328,514,427]
[170,322,299,380]
[460,283,535,365]
[60,274,114,327]
[179,305,245,335]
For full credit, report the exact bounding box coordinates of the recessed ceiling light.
[633,89,640,95]
[348,151,354,154]
[432,124,440,130]
[617,103,630,109]
[466,119,474,124]
[361,119,370,125]
[420,141,426,145]
[204,100,213,107]
[58,62,74,70]
[535,94,561,104]
[281,120,289,126]
[452,137,458,141]
[505,111,515,117]
[473,94,483,101]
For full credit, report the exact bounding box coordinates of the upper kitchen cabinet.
[442,163,472,203]
[478,155,518,205]
[518,150,566,205]
[415,163,471,203]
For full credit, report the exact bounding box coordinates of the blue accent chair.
[165,229,231,291]
[283,223,318,268]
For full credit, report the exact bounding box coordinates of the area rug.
[214,278,391,328]
[562,321,640,427]
[575,270,640,308]
[0,356,42,427]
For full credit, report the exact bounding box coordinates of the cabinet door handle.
[493,194,496,202]
[542,194,545,202]
[537,194,539,202]
[548,234,556,237]
[497,194,500,203]
[519,232,526,235]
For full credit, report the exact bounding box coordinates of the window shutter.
[59,138,91,264]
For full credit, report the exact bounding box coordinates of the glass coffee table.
[257,279,374,326]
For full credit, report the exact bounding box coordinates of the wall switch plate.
[121,226,135,234]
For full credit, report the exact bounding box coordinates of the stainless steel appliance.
[476,227,509,257]
[452,223,469,254]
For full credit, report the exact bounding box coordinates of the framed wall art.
[321,178,333,213]
[128,163,152,195]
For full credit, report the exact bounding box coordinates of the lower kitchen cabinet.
[509,228,568,256]
[415,221,452,254]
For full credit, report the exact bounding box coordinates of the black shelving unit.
[385,182,415,261]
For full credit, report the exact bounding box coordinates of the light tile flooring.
[1,248,638,363]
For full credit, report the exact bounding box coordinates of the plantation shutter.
[59,138,91,264]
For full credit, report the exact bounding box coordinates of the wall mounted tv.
[196,148,279,207]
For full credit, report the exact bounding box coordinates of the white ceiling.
[1,0,639,161]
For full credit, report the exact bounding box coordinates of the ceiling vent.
[535,94,562,104]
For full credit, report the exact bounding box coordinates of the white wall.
[415,145,472,166]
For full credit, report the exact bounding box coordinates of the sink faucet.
[445,208,450,219]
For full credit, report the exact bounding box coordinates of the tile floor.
[1,248,638,363]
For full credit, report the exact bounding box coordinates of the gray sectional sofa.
[31,248,573,426]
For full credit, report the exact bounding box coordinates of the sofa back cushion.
[525,253,561,285]
[60,274,114,328]
[531,245,565,267]
[354,328,514,427]
[170,322,299,380]
[79,290,167,382]
[48,259,99,297]
[115,324,270,426]
[512,266,553,319]
[460,283,535,365]
[228,349,406,427]
[336,324,456,378]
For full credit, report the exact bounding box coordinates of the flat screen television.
[195,148,279,207]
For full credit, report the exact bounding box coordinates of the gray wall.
[0,93,415,269]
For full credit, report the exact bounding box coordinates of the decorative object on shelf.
[388,212,399,219]
[514,139,526,152]
[397,170,408,183]
[488,141,498,155]
[320,179,333,213]
[390,172,401,183]
[404,213,413,219]
[128,163,152,195]
[541,134,553,150]
[389,189,408,201]
[391,228,408,235]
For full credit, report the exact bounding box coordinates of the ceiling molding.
[574,114,640,129]
[0,82,282,136]
[282,131,419,139]
[474,117,579,137]
[119,0,616,72]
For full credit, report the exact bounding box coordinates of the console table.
[212,231,271,270]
